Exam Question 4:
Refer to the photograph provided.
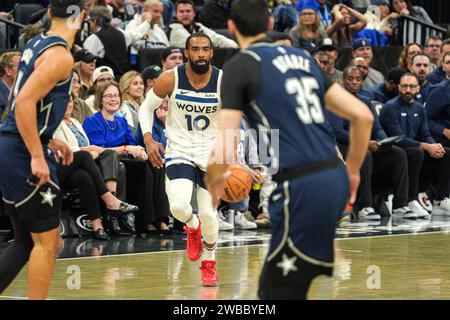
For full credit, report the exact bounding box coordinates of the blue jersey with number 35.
[243,43,337,171]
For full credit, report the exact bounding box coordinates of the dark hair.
[343,65,361,79]
[50,0,85,18]
[312,50,327,59]
[175,0,195,11]
[398,42,422,69]
[386,66,407,84]
[270,32,293,45]
[185,32,213,50]
[230,0,270,36]
[400,72,419,84]
[391,0,417,17]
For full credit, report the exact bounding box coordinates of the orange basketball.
[221,164,252,202]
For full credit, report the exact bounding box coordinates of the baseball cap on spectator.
[142,65,162,83]
[352,38,371,51]
[73,49,97,63]
[160,47,183,62]
[318,38,337,51]
[296,0,320,13]
[372,0,390,5]
[93,66,115,83]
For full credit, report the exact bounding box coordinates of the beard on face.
[189,58,211,74]
[401,93,415,103]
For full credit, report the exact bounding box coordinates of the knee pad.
[166,179,193,223]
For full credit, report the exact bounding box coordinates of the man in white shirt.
[126,0,169,52]
[168,0,238,48]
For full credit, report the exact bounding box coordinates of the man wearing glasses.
[380,73,450,215]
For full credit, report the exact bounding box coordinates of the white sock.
[203,242,216,261]
[186,213,199,230]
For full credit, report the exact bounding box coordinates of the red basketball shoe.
[183,221,203,261]
[200,260,219,287]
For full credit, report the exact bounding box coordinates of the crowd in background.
[0,0,449,239]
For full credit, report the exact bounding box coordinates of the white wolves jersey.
[166,64,222,170]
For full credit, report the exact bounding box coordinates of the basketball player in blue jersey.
[206,0,374,299]
[139,33,221,286]
[0,0,85,299]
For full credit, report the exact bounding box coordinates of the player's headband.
[50,0,84,18]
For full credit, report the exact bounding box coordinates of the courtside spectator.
[85,66,115,113]
[352,38,385,89]
[410,53,432,104]
[160,47,184,71]
[126,0,169,52]
[0,51,20,116]
[425,52,450,148]
[84,6,131,77]
[119,71,145,134]
[398,43,422,71]
[319,38,343,84]
[168,0,237,48]
[370,66,406,103]
[390,0,432,24]
[329,4,366,47]
[424,36,442,70]
[327,66,413,220]
[73,49,96,99]
[380,73,450,215]
[289,0,327,49]
[429,39,450,85]
[71,70,93,123]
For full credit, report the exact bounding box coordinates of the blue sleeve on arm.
[425,87,446,135]
[325,110,349,145]
[419,107,436,144]
[82,117,107,148]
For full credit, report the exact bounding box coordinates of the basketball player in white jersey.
[139,32,221,286]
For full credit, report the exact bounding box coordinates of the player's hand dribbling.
[205,165,231,207]
[48,139,73,166]
[144,136,165,169]
[30,156,50,186]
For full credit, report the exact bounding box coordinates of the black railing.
[0,18,25,50]
[397,15,447,46]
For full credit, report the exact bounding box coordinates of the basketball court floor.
[1,215,450,300]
